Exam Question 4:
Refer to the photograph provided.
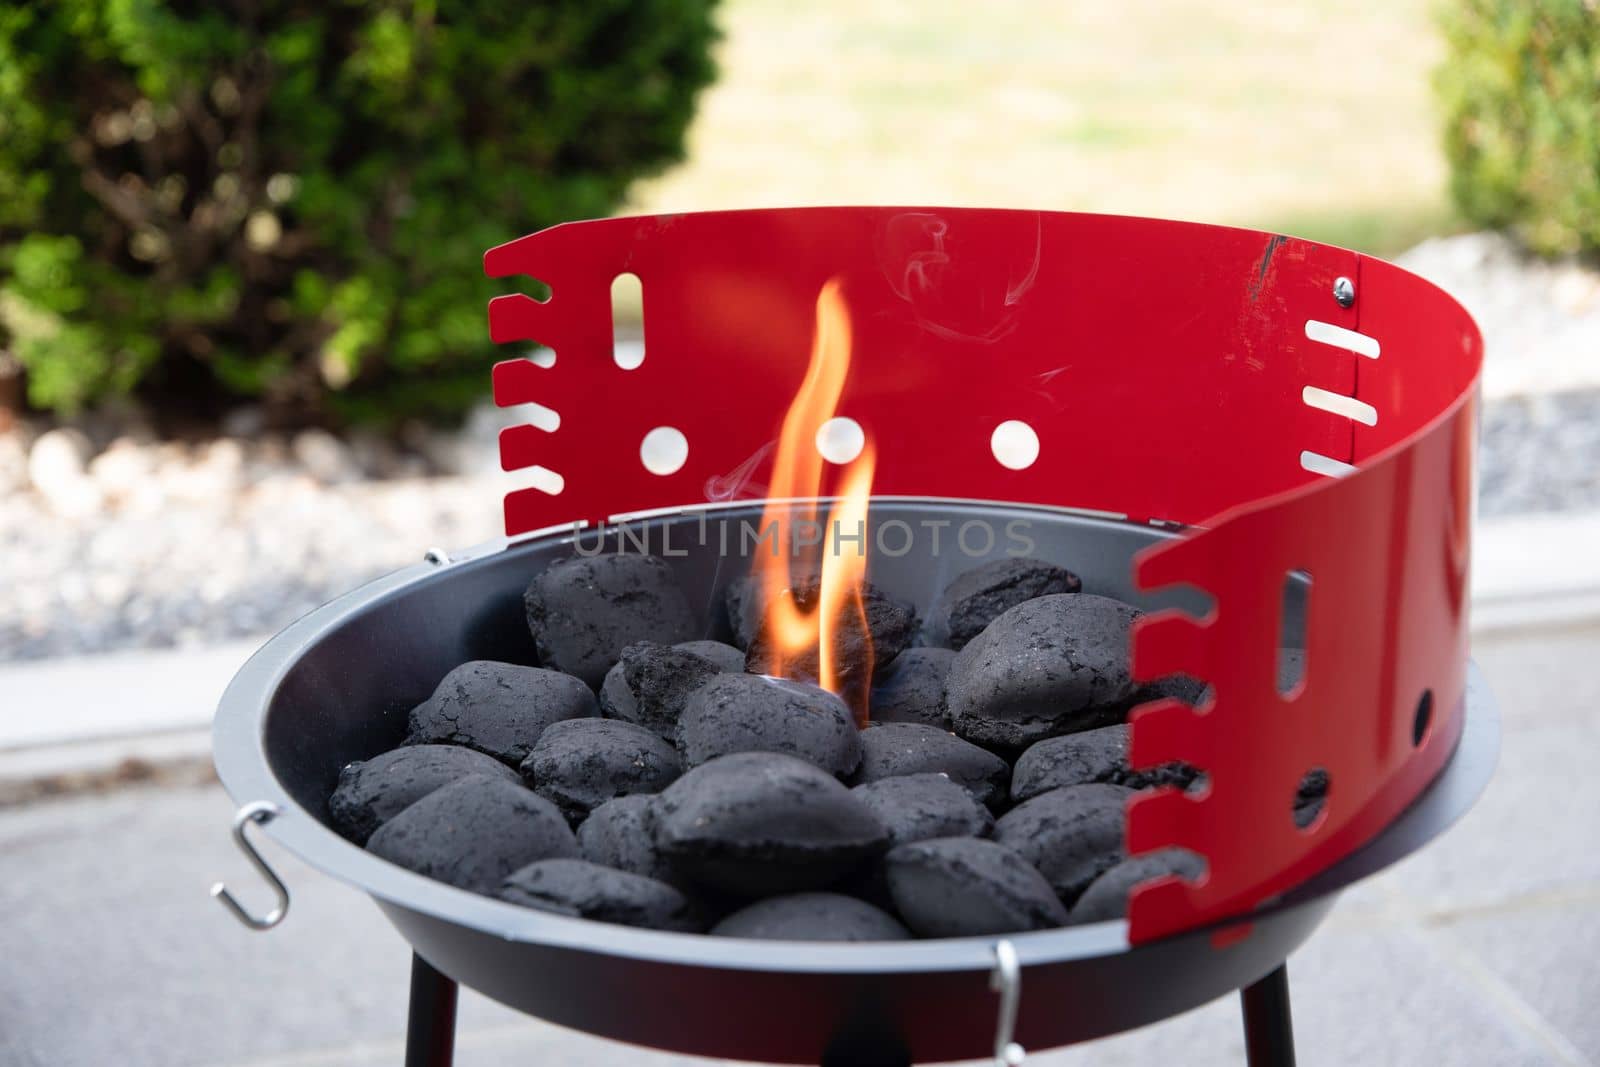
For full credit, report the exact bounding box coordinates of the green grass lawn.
[627,0,1458,256]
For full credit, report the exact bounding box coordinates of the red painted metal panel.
[482,207,1481,944]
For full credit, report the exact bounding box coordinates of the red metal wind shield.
[484,207,1481,943]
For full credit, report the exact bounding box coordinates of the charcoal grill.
[211,208,1496,1066]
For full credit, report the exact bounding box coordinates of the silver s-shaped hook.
[991,939,1025,1065]
[210,801,290,931]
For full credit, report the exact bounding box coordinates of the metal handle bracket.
[211,801,290,931]
[990,939,1025,1066]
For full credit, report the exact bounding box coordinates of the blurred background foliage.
[0,0,1594,432]
[1437,0,1600,259]
[0,0,719,429]
[629,0,1461,253]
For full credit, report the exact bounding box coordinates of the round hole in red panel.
[991,420,1039,470]
[1293,767,1329,833]
[639,426,688,476]
[1413,689,1434,747]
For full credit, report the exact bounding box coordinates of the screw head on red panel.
[1332,276,1355,308]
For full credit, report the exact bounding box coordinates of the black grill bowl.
[212,501,1496,1064]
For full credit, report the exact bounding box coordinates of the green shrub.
[1436,1,1600,258]
[0,1,718,425]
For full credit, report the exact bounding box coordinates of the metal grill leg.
[1240,964,1296,1067]
[406,953,458,1067]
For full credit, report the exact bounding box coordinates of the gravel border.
[1480,388,1600,517]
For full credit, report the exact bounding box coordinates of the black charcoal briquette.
[366,774,578,894]
[678,673,861,777]
[598,664,634,723]
[853,722,1010,809]
[932,557,1082,650]
[524,554,696,688]
[498,858,701,932]
[883,837,1068,937]
[1069,849,1206,924]
[744,577,917,688]
[869,647,955,728]
[653,752,888,897]
[1136,673,1210,707]
[711,892,909,941]
[948,594,1140,751]
[599,641,728,740]
[723,568,818,651]
[406,660,596,767]
[675,639,746,673]
[1010,724,1199,804]
[721,574,761,651]
[329,743,520,844]
[993,783,1132,904]
[599,639,744,728]
[851,773,994,847]
[576,795,680,886]
[522,718,682,823]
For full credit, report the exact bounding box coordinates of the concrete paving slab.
[0,783,725,1067]
[1470,623,1600,730]
[0,785,404,1067]
[1433,900,1600,1063]
[1377,715,1600,914]
[1473,511,1600,632]
[1285,923,1558,1067]
[229,1020,715,1067]
[0,639,262,748]
[0,728,212,806]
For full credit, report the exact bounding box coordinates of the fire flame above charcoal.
[752,279,877,721]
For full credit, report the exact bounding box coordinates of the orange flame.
[817,446,876,700]
[752,279,876,720]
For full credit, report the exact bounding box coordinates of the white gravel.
[0,411,511,662]
[0,470,501,661]
[2,235,1597,662]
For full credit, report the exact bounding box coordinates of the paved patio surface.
[1,621,1596,1067]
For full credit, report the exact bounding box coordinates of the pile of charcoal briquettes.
[329,553,1319,941]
